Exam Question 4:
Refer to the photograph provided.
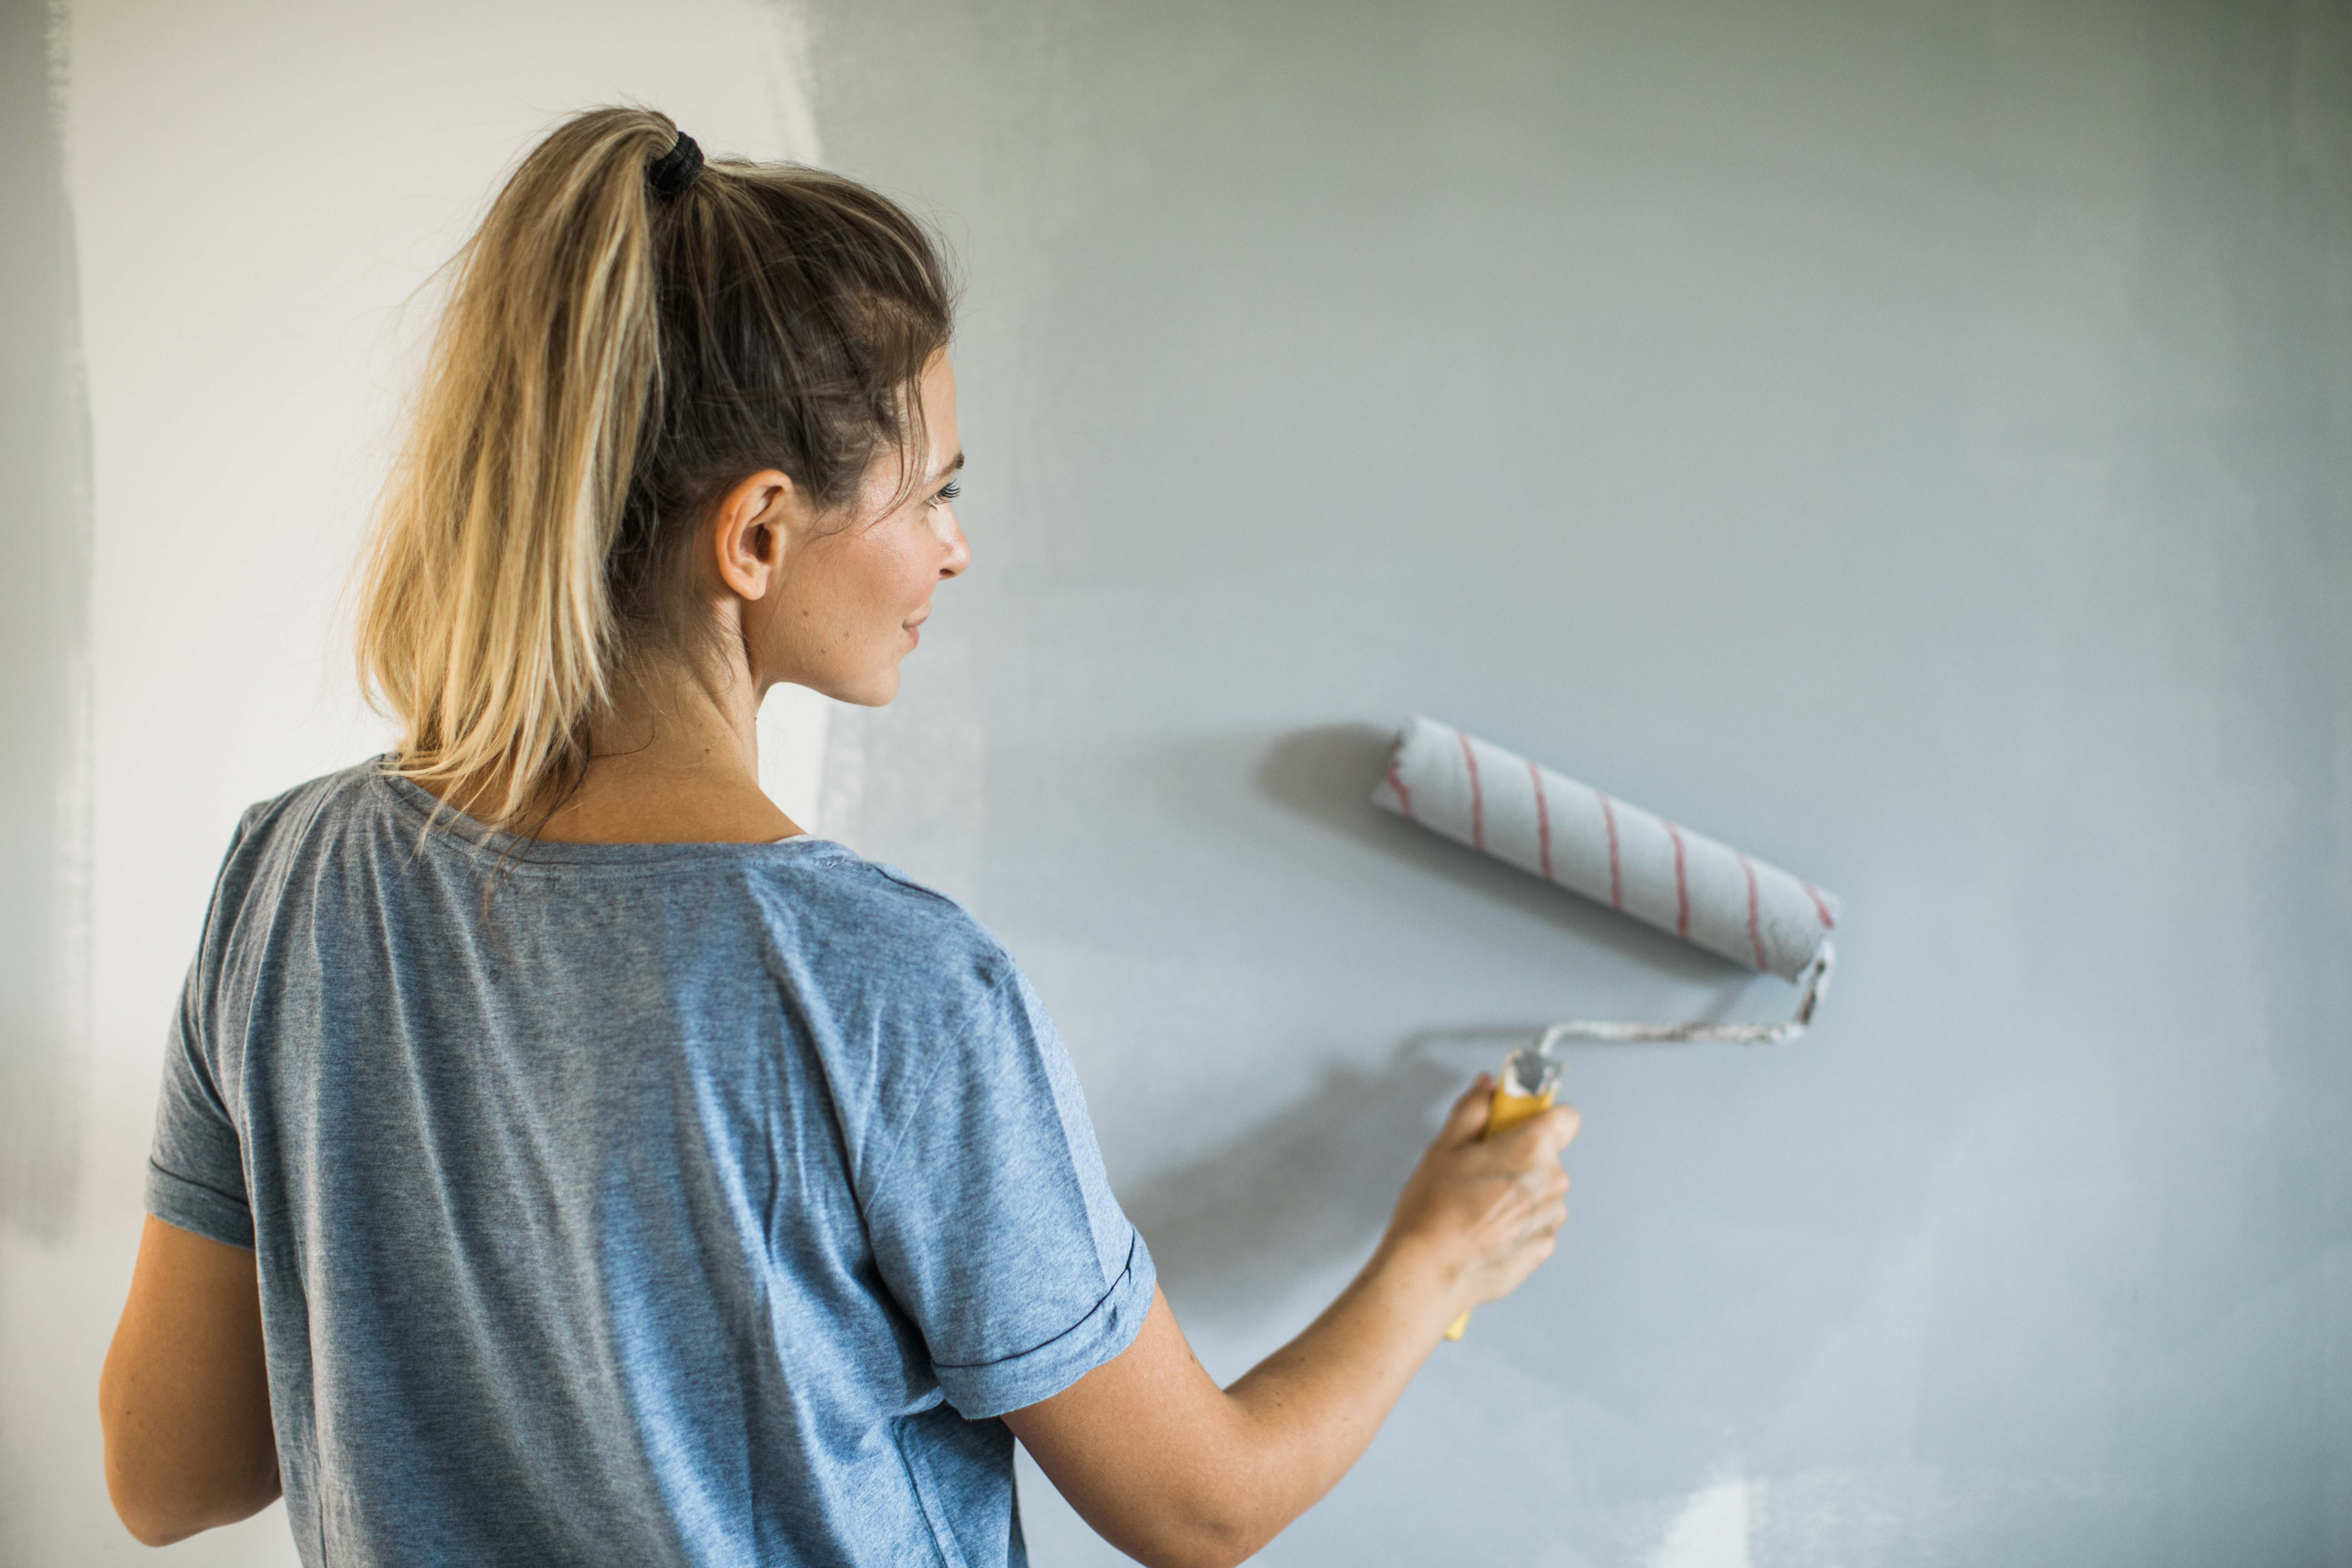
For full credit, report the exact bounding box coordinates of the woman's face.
[752,354,968,706]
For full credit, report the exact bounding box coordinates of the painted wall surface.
[4,1,2346,1565]
[800,1,2352,1564]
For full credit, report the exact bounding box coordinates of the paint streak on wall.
[1652,1480,1751,1568]
[0,0,93,1244]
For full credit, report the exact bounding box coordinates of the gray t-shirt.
[147,760,1154,1567]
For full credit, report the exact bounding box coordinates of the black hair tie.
[647,132,703,199]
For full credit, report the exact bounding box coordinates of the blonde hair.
[354,107,952,833]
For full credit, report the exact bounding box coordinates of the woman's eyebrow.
[927,451,966,485]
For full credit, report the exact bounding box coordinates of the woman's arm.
[1003,1076,1578,1568]
[98,1216,281,1545]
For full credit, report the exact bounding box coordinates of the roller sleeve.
[1371,715,1838,982]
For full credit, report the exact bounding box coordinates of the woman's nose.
[938,513,971,579]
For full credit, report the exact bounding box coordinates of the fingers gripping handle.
[1434,945,1830,1346]
[1443,1047,1562,1342]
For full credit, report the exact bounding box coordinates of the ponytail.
[354,107,952,834]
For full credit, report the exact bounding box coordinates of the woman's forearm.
[1007,1080,1577,1568]
[1203,1238,1460,1557]
[101,1218,282,1546]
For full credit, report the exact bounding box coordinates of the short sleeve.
[147,965,254,1246]
[145,823,256,1250]
[862,965,1156,1420]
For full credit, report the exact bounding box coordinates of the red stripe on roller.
[1598,791,1623,908]
[1665,820,1690,938]
[1738,852,1766,969]
[1457,731,1485,851]
[1386,761,1416,820]
[1528,760,1552,880]
[1801,879,1836,929]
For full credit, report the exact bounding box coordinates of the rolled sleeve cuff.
[146,1160,254,1250]
[933,1228,1157,1420]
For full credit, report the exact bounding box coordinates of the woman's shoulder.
[743,844,1018,992]
[200,759,391,892]
[234,757,386,830]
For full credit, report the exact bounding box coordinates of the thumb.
[1442,1074,1496,1145]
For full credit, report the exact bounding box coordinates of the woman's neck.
[433,660,803,846]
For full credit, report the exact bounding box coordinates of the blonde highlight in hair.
[355,107,952,834]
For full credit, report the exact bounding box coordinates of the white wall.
[2,4,831,1560]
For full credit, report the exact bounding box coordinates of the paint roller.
[1371,715,1841,1338]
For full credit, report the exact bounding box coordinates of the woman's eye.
[932,481,961,505]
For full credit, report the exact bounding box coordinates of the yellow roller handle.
[1442,1081,1557,1341]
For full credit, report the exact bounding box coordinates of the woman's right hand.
[1376,1073,1581,1326]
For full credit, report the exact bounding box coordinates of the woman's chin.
[842,667,901,708]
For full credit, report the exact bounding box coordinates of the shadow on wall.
[1124,1034,1480,1325]
[1129,1024,1692,1326]
[1129,725,1786,1322]
[1253,722,1743,986]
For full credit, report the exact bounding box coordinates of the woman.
[98,107,1578,1568]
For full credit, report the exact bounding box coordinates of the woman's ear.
[710,469,803,602]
